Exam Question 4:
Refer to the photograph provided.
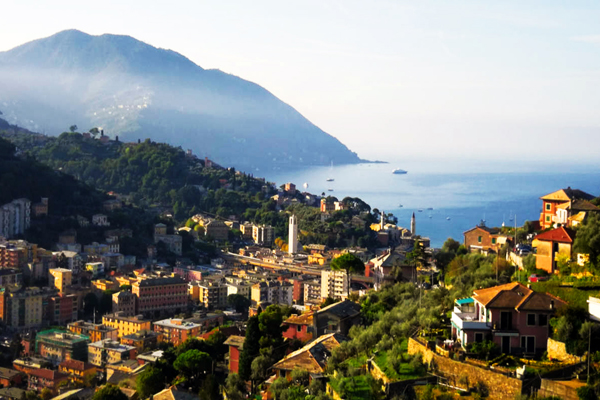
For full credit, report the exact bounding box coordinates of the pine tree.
[238,316,260,381]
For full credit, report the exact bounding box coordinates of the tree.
[136,366,165,398]
[173,349,211,385]
[40,389,52,400]
[69,125,78,133]
[228,294,251,313]
[92,385,127,400]
[330,253,365,297]
[224,373,246,400]
[239,316,260,381]
[198,374,219,399]
[574,213,600,268]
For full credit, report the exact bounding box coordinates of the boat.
[328,189,334,192]
[427,207,433,210]
[446,217,451,220]
[303,182,309,189]
[398,204,403,208]
[326,178,334,182]
[418,209,423,212]
[392,168,408,175]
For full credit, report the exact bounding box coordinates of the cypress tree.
[238,316,260,381]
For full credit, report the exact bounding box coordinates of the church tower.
[411,212,416,236]
[289,215,298,254]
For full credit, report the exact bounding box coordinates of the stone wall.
[538,379,585,400]
[547,338,581,363]
[408,338,523,400]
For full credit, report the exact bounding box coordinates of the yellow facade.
[102,315,151,338]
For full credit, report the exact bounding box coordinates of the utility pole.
[587,323,591,384]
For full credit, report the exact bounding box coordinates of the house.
[539,187,597,229]
[0,388,26,400]
[270,333,347,381]
[532,227,576,274]
[204,220,229,241]
[27,368,69,394]
[312,300,361,338]
[463,225,511,254]
[451,282,566,355]
[0,367,23,388]
[282,313,313,342]
[223,335,244,374]
[58,359,96,384]
[152,387,199,400]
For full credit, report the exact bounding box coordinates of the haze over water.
[264,162,600,248]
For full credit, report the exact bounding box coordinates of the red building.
[539,188,596,229]
[27,369,68,395]
[0,368,23,388]
[224,336,245,374]
[47,294,78,325]
[282,313,313,343]
[451,282,566,355]
[133,277,188,317]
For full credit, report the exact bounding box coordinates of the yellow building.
[308,253,329,266]
[2,287,43,329]
[92,279,119,292]
[115,276,138,287]
[67,321,118,342]
[88,339,137,367]
[49,268,72,293]
[58,359,97,384]
[102,312,151,339]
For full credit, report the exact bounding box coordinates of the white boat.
[446,217,451,220]
[398,204,403,208]
[392,168,408,174]
[303,182,309,189]
[328,188,334,192]
[326,178,334,182]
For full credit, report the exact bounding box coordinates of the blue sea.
[262,162,600,248]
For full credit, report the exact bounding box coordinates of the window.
[546,216,551,222]
[478,236,482,243]
[492,238,497,244]
[527,314,536,326]
[546,203,551,211]
[474,333,484,343]
[539,314,548,326]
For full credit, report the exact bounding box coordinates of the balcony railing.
[451,312,491,330]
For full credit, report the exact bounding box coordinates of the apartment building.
[0,268,22,287]
[48,268,72,293]
[67,321,118,342]
[120,330,163,351]
[102,312,152,339]
[112,291,136,316]
[88,339,137,367]
[133,277,188,317]
[0,287,43,330]
[153,318,202,346]
[0,244,23,269]
[36,330,89,365]
[58,359,96,385]
[226,282,251,299]
[46,293,78,325]
[252,225,274,246]
[304,280,322,305]
[0,199,31,239]
[27,369,68,395]
[251,281,293,307]
[321,270,348,300]
[204,220,229,241]
[196,282,228,310]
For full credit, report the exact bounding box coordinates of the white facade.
[321,270,348,300]
[0,199,31,239]
[288,215,298,254]
[589,296,600,322]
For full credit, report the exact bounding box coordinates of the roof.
[472,282,567,311]
[28,368,68,380]
[0,388,26,400]
[463,225,501,235]
[136,276,186,287]
[535,227,575,243]
[152,388,199,400]
[0,367,20,379]
[59,359,95,371]
[540,188,595,202]
[316,299,361,319]
[271,333,347,373]
[223,335,245,349]
[153,319,201,330]
[284,313,314,326]
[571,199,600,212]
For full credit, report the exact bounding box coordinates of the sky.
[2,0,600,166]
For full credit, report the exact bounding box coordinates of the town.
[0,129,600,400]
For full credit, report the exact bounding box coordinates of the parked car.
[528,274,548,283]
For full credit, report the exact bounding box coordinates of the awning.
[456,298,474,305]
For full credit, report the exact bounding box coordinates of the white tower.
[411,212,416,236]
[380,210,385,230]
[289,215,298,254]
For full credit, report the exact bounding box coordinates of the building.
[196,282,228,310]
[92,214,110,227]
[282,313,313,342]
[224,335,244,374]
[0,243,23,269]
[251,281,293,307]
[205,220,229,241]
[0,199,31,239]
[36,330,90,365]
[67,321,118,342]
[225,282,251,300]
[463,225,511,254]
[271,333,346,381]
[152,387,199,400]
[539,188,597,229]
[88,339,137,367]
[239,222,253,240]
[53,251,83,274]
[152,319,201,346]
[0,287,43,330]
[321,270,348,300]
[48,268,72,293]
[153,224,182,256]
[304,280,322,305]
[47,293,78,325]
[58,359,96,385]
[27,368,68,395]
[0,367,23,388]
[0,268,22,286]
[312,300,361,338]
[252,225,274,246]
[284,182,296,194]
[532,226,576,274]
[112,291,136,316]
[120,330,163,352]
[133,276,188,317]
[86,262,105,278]
[288,215,298,254]
[451,282,566,355]
[102,313,151,339]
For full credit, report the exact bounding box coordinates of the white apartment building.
[321,270,348,300]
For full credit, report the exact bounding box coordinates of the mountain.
[0,30,363,171]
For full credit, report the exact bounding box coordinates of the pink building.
[451,282,566,355]
[132,277,188,318]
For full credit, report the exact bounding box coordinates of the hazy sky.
[2,0,600,164]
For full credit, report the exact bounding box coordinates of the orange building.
[533,227,576,274]
[152,318,201,346]
[539,188,596,229]
[58,359,96,384]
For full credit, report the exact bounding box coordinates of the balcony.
[451,312,491,331]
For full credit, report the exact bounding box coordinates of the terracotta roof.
[271,333,347,373]
[540,188,595,202]
[535,227,575,243]
[463,226,501,235]
[316,300,361,318]
[283,313,314,326]
[152,387,199,400]
[473,282,566,311]
[223,335,245,349]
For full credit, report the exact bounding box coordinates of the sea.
[262,162,600,248]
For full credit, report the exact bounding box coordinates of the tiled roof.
[223,335,245,349]
[540,188,595,202]
[0,367,20,379]
[571,199,600,212]
[284,313,314,326]
[473,282,566,311]
[463,226,501,235]
[317,300,361,318]
[271,333,347,373]
[153,388,199,400]
[535,227,575,243]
